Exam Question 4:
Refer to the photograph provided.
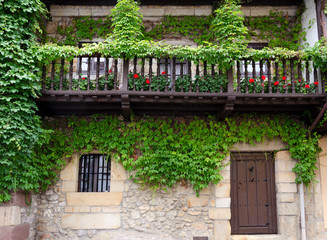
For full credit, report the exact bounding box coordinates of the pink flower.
[249,78,254,83]
[305,84,310,89]
[282,76,286,81]
[274,81,279,86]
[314,81,319,85]
[134,74,139,79]
[261,75,266,80]
[261,83,264,87]
[283,85,286,88]
[146,78,150,84]
[162,71,166,75]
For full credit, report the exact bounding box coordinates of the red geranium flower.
[261,75,266,80]
[82,77,86,80]
[314,81,319,85]
[134,74,139,79]
[282,76,286,80]
[288,83,291,86]
[162,71,166,75]
[283,85,286,88]
[249,78,254,83]
[305,84,310,88]
[146,78,150,84]
[261,83,264,87]
[298,79,301,82]
[109,70,112,73]
[274,81,279,86]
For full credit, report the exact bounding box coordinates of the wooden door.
[231,152,277,234]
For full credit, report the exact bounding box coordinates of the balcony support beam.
[121,94,131,120]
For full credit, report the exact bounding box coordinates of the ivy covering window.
[78,154,111,192]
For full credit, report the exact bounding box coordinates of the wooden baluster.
[59,58,64,91]
[87,56,91,91]
[314,67,318,93]
[188,61,192,92]
[211,64,215,76]
[275,61,279,93]
[180,60,184,77]
[298,61,302,92]
[50,61,55,91]
[122,59,129,91]
[141,58,145,78]
[290,60,294,94]
[245,60,248,94]
[42,65,46,91]
[306,61,310,86]
[204,61,207,76]
[165,58,168,92]
[149,57,152,92]
[78,57,82,91]
[114,59,118,90]
[227,67,234,94]
[172,58,176,92]
[252,60,256,93]
[260,60,264,94]
[96,56,100,91]
[268,60,272,93]
[105,57,109,91]
[283,59,287,93]
[196,63,200,92]
[156,58,160,91]
[237,61,241,93]
[133,57,137,91]
[69,59,73,91]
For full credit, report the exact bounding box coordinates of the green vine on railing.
[37,114,320,197]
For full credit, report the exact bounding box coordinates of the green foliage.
[245,7,307,50]
[210,0,248,50]
[36,114,320,197]
[0,0,64,202]
[56,16,112,45]
[109,0,144,41]
[146,15,214,45]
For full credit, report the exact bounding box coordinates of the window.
[78,154,111,192]
[231,152,277,234]
[159,59,189,78]
[78,42,106,75]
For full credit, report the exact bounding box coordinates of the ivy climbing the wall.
[35,114,320,197]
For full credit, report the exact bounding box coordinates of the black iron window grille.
[78,154,111,192]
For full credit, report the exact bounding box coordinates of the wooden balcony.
[37,54,326,118]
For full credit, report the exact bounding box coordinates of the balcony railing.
[38,54,326,118]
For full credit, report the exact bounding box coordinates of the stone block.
[46,22,58,35]
[279,215,299,238]
[50,5,79,17]
[192,222,208,231]
[164,7,195,16]
[275,150,291,161]
[232,139,285,152]
[61,213,121,229]
[215,198,231,208]
[110,181,125,192]
[60,156,78,181]
[65,206,90,213]
[214,220,231,240]
[111,162,127,181]
[102,207,121,213]
[209,209,231,220]
[78,8,92,16]
[187,196,209,207]
[276,172,296,183]
[91,7,113,16]
[67,192,123,206]
[0,224,29,240]
[0,207,21,226]
[62,181,77,192]
[194,7,212,16]
[199,187,211,195]
[278,193,295,203]
[215,183,230,198]
[277,183,297,193]
[278,202,299,215]
[1,190,31,207]
[220,170,230,183]
[91,207,102,213]
[140,7,165,17]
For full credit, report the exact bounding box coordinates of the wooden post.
[122,58,129,91]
